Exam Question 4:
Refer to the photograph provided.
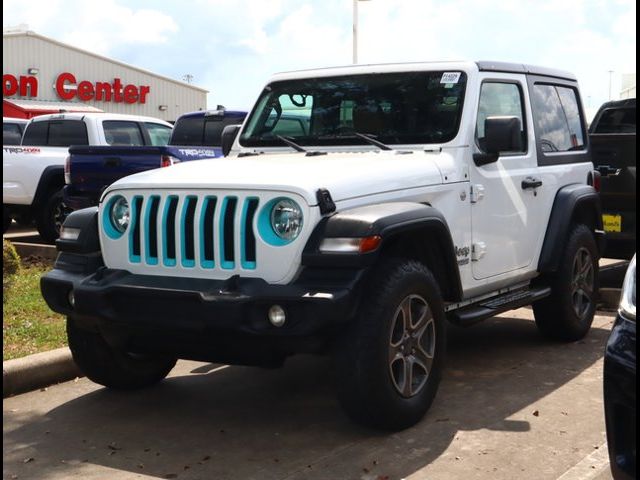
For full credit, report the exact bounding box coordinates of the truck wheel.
[67,318,177,390]
[335,258,446,430]
[3,206,11,233]
[533,224,598,341]
[36,188,70,243]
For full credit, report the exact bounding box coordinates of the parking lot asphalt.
[3,309,616,480]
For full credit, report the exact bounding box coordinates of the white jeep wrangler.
[42,61,604,430]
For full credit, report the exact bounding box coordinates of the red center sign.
[3,72,150,104]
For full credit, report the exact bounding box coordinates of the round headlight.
[270,199,303,241]
[109,196,130,233]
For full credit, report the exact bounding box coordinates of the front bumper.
[41,253,365,364]
[604,313,636,480]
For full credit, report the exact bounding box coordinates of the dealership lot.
[4,309,615,480]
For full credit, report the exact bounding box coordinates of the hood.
[105,150,446,205]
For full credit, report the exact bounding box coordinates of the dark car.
[604,254,636,479]
[589,98,636,260]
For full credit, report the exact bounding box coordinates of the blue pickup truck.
[64,109,247,210]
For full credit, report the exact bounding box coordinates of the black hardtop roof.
[476,61,577,82]
[596,98,636,110]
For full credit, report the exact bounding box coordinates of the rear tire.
[335,258,446,430]
[36,188,70,243]
[67,318,177,390]
[533,224,598,341]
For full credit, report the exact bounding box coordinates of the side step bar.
[447,286,551,327]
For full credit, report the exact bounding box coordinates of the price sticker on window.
[440,72,461,84]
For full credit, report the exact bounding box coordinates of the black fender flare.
[303,202,462,301]
[55,207,100,254]
[32,165,65,208]
[538,184,604,273]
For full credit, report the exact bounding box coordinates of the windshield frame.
[239,70,468,149]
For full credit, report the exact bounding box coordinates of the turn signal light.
[359,235,382,253]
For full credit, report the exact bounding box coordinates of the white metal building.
[3,29,208,121]
[620,73,636,99]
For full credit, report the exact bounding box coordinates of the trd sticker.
[440,72,461,84]
[3,147,41,154]
[177,148,217,157]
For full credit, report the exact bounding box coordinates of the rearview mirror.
[221,124,242,157]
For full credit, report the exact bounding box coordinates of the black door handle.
[104,157,121,168]
[595,165,621,177]
[522,177,543,189]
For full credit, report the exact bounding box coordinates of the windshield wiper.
[353,132,394,151]
[275,135,306,152]
[274,135,327,156]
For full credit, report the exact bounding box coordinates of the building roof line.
[3,30,209,93]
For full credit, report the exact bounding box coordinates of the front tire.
[67,318,177,390]
[36,188,70,243]
[533,224,599,341]
[335,258,446,431]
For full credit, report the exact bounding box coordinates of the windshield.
[240,71,467,148]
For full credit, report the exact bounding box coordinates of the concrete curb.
[11,241,57,262]
[3,347,82,398]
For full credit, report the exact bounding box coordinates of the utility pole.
[352,0,371,64]
[183,74,194,84]
[608,70,614,100]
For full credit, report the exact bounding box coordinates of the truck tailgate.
[68,146,166,195]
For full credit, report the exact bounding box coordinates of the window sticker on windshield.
[441,72,461,84]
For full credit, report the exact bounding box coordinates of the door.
[469,75,544,280]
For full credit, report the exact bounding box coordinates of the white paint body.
[2,112,172,206]
[100,62,592,298]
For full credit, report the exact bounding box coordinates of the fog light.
[268,305,286,327]
[68,290,75,308]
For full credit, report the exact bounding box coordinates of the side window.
[103,121,144,146]
[144,122,172,146]
[3,123,23,145]
[531,84,585,152]
[48,121,89,146]
[170,117,204,146]
[21,121,48,146]
[476,82,526,153]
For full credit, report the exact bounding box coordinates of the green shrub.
[3,239,21,300]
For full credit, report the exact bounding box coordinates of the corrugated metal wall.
[3,32,208,122]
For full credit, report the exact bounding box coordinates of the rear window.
[171,115,243,147]
[3,123,23,145]
[145,122,172,146]
[103,121,144,146]
[592,108,636,134]
[22,120,89,147]
[531,84,585,153]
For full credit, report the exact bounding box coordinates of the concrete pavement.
[3,309,616,480]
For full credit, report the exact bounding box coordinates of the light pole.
[352,0,371,64]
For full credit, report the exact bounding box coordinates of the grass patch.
[3,263,66,361]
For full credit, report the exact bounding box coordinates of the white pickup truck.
[3,112,172,241]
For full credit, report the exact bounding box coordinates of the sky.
[3,0,636,116]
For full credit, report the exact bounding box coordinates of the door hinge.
[472,242,486,261]
[470,184,485,203]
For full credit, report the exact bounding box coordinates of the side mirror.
[474,116,523,166]
[221,124,242,157]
